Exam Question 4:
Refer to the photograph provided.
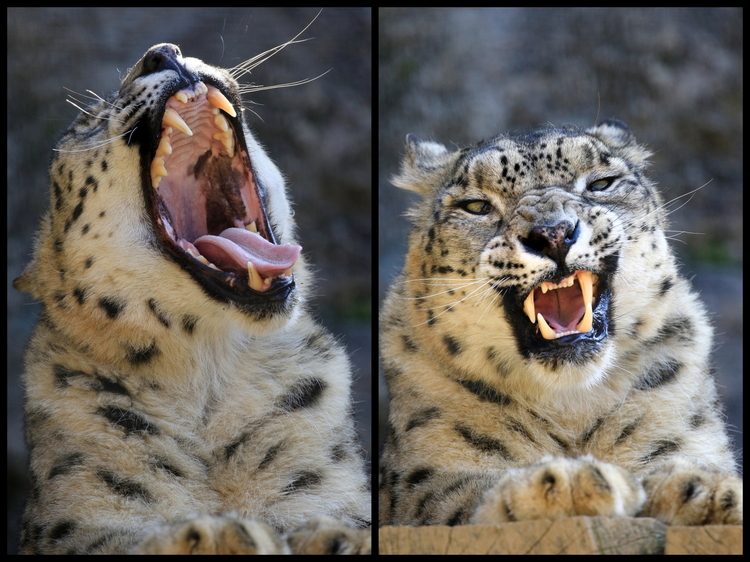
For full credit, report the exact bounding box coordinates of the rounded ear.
[586,119,651,168]
[390,134,458,194]
[585,119,635,148]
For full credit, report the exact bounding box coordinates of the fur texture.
[380,120,741,527]
[16,42,370,554]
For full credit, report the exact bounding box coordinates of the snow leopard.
[380,119,741,528]
[15,39,370,554]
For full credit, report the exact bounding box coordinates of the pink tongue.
[193,228,301,277]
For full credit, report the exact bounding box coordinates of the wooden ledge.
[379,516,742,554]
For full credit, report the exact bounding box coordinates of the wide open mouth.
[503,270,612,363]
[144,80,300,302]
[522,270,598,340]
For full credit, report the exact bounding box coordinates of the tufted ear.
[391,134,458,194]
[586,119,651,168]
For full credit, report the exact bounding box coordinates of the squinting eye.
[588,177,617,191]
[460,200,491,215]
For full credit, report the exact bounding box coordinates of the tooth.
[576,302,594,334]
[185,248,209,265]
[577,271,593,308]
[523,291,536,323]
[213,131,235,158]
[163,107,193,136]
[247,261,265,292]
[175,91,188,103]
[283,267,293,277]
[541,283,549,294]
[156,133,172,157]
[246,221,258,233]
[150,156,168,188]
[214,113,230,132]
[207,86,237,117]
[537,313,557,340]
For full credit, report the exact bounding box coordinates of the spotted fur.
[380,120,741,527]
[15,42,369,554]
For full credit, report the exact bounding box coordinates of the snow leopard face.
[392,120,667,387]
[40,43,303,325]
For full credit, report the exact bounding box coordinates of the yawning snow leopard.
[15,41,370,554]
[380,119,741,528]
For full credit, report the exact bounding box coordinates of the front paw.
[639,460,742,525]
[471,456,645,524]
[286,515,371,554]
[133,514,288,554]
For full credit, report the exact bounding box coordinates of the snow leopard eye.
[460,200,492,215]
[587,177,618,191]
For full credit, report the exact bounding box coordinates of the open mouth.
[522,270,598,340]
[502,269,612,363]
[143,79,300,303]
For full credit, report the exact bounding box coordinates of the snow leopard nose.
[520,220,580,268]
[141,43,200,89]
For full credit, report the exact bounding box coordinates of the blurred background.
[379,8,742,469]
[6,7,744,550]
[7,8,371,552]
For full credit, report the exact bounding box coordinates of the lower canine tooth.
[537,313,557,340]
[247,262,265,292]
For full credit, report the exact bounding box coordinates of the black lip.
[501,277,613,365]
[138,78,296,310]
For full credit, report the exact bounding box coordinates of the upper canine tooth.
[246,221,258,233]
[163,107,193,136]
[523,290,536,323]
[576,270,594,307]
[206,86,237,117]
[576,302,594,334]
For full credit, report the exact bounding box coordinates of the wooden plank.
[665,525,742,555]
[379,517,742,555]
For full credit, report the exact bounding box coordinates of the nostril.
[520,220,580,267]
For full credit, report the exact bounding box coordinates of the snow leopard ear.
[586,119,652,168]
[391,134,459,194]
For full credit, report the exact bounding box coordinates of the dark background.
[7,8,371,553]
[6,6,744,551]
[379,8,742,468]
